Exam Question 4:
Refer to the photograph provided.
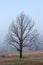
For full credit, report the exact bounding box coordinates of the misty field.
[0,51,43,65]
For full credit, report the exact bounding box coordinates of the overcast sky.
[0,0,43,43]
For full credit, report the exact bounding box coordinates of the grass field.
[0,51,43,65]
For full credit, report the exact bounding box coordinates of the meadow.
[0,51,43,65]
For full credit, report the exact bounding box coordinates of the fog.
[0,0,43,52]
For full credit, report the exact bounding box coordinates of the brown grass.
[0,51,43,65]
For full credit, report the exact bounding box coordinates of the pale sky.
[0,0,43,43]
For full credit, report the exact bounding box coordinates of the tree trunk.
[20,49,22,58]
[20,43,22,58]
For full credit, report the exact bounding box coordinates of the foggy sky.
[0,0,43,43]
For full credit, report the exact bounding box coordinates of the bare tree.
[5,13,38,58]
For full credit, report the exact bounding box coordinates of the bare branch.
[5,13,39,58]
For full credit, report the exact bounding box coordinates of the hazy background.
[0,0,43,51]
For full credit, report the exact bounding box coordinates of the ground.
[0,51,43,65]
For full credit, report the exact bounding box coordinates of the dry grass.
[0,51,43,65]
